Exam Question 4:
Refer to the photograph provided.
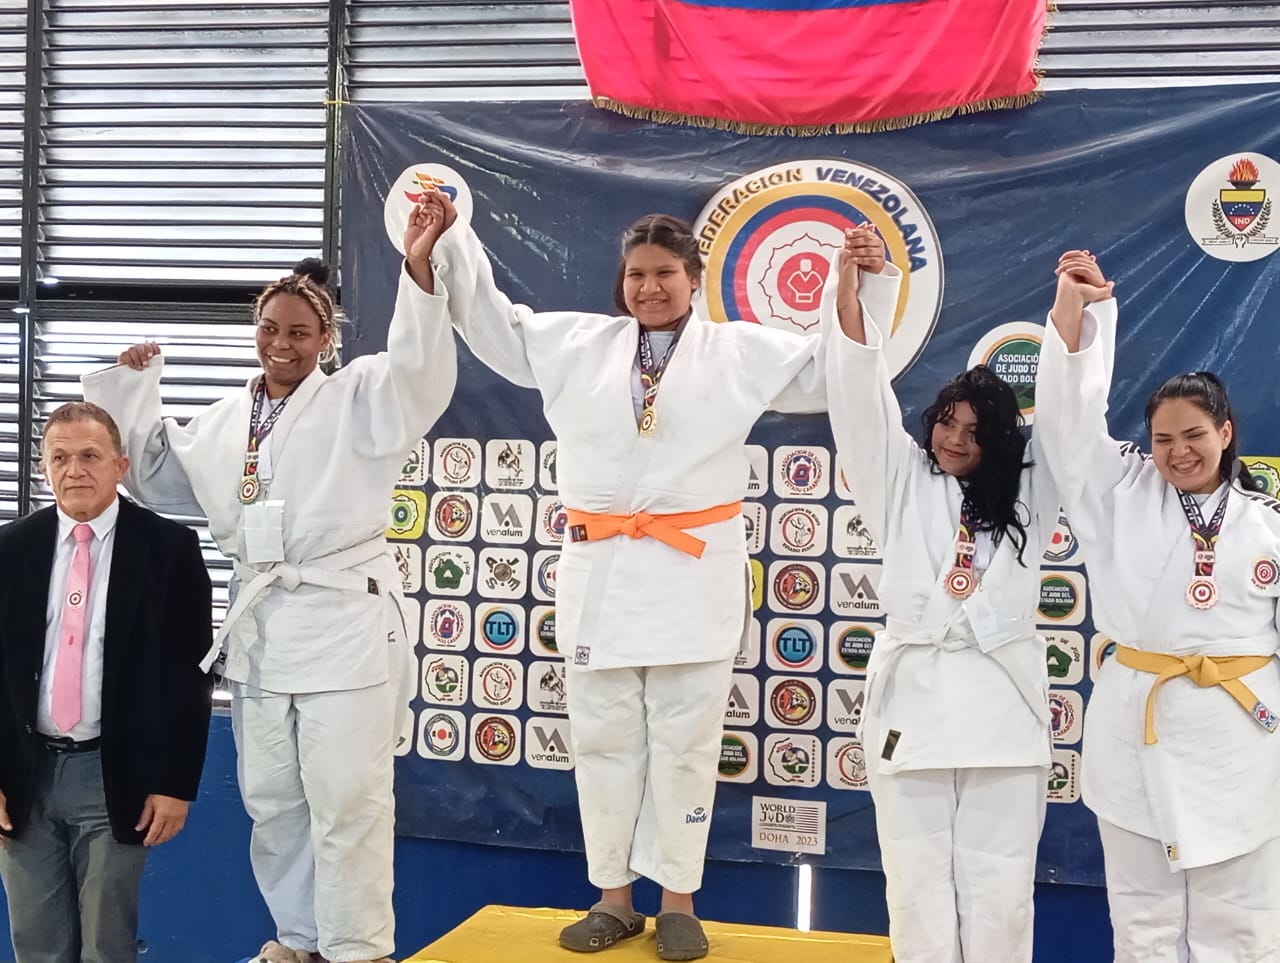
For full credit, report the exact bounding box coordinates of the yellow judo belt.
[1114,645,1279,745]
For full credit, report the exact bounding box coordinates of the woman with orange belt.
[417,191,898,960]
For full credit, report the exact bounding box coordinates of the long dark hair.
[922,365,1033,565]
[611,213,703,314]
[1143,371,1260,491]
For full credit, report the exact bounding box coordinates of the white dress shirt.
[38,497,120,740]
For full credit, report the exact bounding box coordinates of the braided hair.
[255,258,342,371]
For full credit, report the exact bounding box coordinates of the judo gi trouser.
[566,656,735,894]
[231,681,396,963]
[1099,819,1280,963]
[0,750,147,963]
[867,764,1047,963]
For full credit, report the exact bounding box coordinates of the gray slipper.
[655,912,709,961]
[559,902,647,953]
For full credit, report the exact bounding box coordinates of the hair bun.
[292,257,330,287]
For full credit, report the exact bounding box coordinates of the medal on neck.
[240,380,296,504]
[944,498,980,600]
[636,321,683,438]
[1178,487,1229,610]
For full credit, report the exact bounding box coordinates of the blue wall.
[0,715,1114,962]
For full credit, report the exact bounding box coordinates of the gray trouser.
[0,749,148,963]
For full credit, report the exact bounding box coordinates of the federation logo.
[779,448,825,498]
[719,733,753,779]
[766,736,814,784]
[536,553,558,598]
[829,740,868,790]
[399,441,426,485]
[1049,691,1079,743]
[535,609,558,653]
[540,498,568,544]
[423,656,467,705]
[835,624,876,673]
[476,661,519,708]
[531,662,567,714]
[776,506,822,555]
[485,439,534,490]
[1245,459,1280,498]
[1252,701,1280,733]
[1038,574,1081,623]
[436,440,479,487]
[428,603,467,647]
[1043,511,1079,564]
[1185,153,1280,261]
[387,490,426,539]
[384,163,473,255]
[473,716,517,763]
[772,563,821,612]
[422,712,461,758]
[694,160,942,378]
[968,323,1044,425]
[432,493,474,539]
[769,679,817,726]
[424,547,473,596]
[482,552,524,594]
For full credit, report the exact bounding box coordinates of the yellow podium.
[407,905,894,962]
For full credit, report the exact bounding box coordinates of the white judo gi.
[824,264,1058,963]
[1036,300,1280,963]
[81,266,458,962]
[431,221,849,892]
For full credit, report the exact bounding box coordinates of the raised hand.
[1050,249,1114,351]
[403,192,458,293]
[118,341,161,370]
[835,224,884,344]
[1055,250,1113,305]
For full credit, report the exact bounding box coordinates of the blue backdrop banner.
[341,86,1280,887]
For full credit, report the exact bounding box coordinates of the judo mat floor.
[405,904,894,962]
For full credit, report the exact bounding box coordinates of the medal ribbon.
[1178,488,1230,580]
[636,315,688,429]
[951,498,980,573]
[242,380,297,483]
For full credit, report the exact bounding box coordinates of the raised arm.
[81,349,205,517]
[822,230,913,547]
[1035,250,1139,517]
[418,191,542,389]
[766,225,902,414]
[350,195,459,458]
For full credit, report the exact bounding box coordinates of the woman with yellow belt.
[1037,251,1280,962]
[416,191,899,960]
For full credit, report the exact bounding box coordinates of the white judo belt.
[200,536,390,673]
[884,616,1050,725]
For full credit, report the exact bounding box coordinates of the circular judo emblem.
[482,609,518,648]
[693,159,943,379]
[770,680,816,726]
[424,713,459,756]
[475,716,516,761]
[773,563,819,610]
[433,495,472,537]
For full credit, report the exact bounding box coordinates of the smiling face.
[255,292,330,397]
[41,418,129,522]
[621,243,699,331]
[1150,397,1231,494]
[929,400,983,478]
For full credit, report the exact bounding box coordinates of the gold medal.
[239,475,260,504]
[1186,577,1218,610]
[945,567,977,599]
[639,406,657,437]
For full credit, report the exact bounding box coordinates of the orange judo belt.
[1113,644,1279,745]
[564,501,743,559]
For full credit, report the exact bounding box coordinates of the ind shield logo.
[1185,152,1279,262]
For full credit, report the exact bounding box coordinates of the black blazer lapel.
[13,510,56,682]
[101,499,149,715]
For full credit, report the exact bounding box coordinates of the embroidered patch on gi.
[1251,558,1279,590]
[881,729,901,761]
[573,645,590,667]
[1252,700,1280,733]
[1165,842,1179,863]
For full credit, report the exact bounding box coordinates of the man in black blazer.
[0,401,214,963]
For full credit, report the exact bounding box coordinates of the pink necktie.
[50,523,94,733]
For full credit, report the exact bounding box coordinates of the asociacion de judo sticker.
[694,159,943,379]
